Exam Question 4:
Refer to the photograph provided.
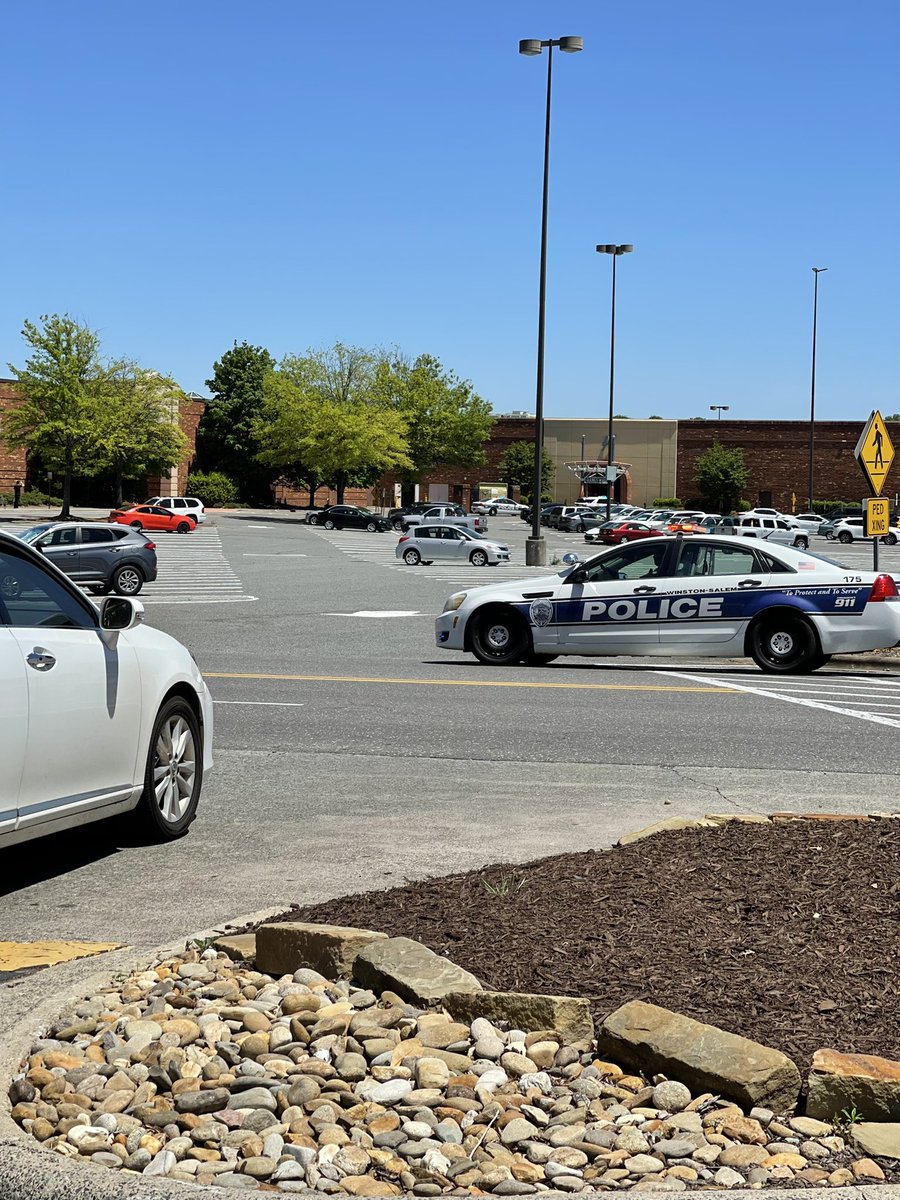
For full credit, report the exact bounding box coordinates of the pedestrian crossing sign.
[855,410,894,496]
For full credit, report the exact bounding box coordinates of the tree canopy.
[498,439,555,502]
[199,341,275,503]
[693,441,750,512]
[94,363,187,505]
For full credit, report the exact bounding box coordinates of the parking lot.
[3,509,899,952]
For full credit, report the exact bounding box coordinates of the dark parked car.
[387,502,440,531]
[16,523,158,595]
[310,505,391,532]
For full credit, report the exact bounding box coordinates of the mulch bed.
[256,817,900,1075]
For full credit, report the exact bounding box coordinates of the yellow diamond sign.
[855,410,895,496]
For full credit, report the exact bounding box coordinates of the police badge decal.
[529,598,554,627]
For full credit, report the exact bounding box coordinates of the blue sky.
[2,1,897,421]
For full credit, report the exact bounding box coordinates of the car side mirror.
[567,567,588,584]
[100,595,144,630]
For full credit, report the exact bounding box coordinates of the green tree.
[3,314,106,518]
[693,441,750,512]
[95,362,187,506]
[376,353,494,504]
[199,341,275,503]
[499,439,555,503]
[255,358,412,503]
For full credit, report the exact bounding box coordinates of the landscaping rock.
[441,990,592,1047]
[807,1047,900,1121]
[212,933,258,962]
[255,921,387,979]
[850,1122,900,1160]
[599,1000,801,1111]
[353,937,482,1005]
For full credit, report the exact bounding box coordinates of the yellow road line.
[206,671,739,693]
[0,941,121,971]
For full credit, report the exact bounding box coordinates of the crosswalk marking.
[658,668,900,729]
[140,526,256,605]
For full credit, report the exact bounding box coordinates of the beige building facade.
[543,418,678,506]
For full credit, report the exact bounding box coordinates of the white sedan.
[1,529,213,848]
[435,534,900,674]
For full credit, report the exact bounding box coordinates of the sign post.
[855,411,895,570]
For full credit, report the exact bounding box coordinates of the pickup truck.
[400,504,489,534]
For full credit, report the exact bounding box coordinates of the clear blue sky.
[2,1,897,421]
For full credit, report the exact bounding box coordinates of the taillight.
[399,535,410,543]
[144,541,156,551]
[869,574,898,602]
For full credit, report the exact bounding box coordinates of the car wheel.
[883,533,897,546]
[1,573,21,599]
[794,536,809,549]
[470,549,489,566]
[489,508,498,516]
[471,607,528,666]
[838,530,853,543]
[130,521,143,530]
[403,548,421,565]
[324,519,335,529]
[750,614,818,674]
[130,696,202,840]
[618,535,629,544]
[825,532,834,540]
[308,514,318,525]
[177,521,192,534]
[393,519,404,531]
[366,521,377,532]
[112,565,143,595]
[523,653,559,666]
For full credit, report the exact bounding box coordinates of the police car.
[434,534,900,674]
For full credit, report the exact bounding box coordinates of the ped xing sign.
[855,410,895,496]
[866,497,890,538]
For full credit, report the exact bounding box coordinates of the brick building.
[0,378,203,502]
[676,418,900,511]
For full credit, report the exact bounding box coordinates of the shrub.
[186,471,239,508]
[0,489,63,507]
[652,496,682,507]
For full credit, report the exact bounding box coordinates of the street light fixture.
[710,405,730,420]
[596,243,633,520]
[808,267,827,509]
[520,34,584,565]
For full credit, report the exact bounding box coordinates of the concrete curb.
[2,918,898,1198]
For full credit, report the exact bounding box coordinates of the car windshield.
[17,524,54,543]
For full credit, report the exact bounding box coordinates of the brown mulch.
[254,818,900,1075]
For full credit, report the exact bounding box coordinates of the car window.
[674,542,763,578]
[82,527,115,544]
[582,542,672,583]
[757,550,796,574]
[110,528,130,541]
[0,548,96,630]
[417,527,436,539]
[42,527,78,547]
[172,499,186,509]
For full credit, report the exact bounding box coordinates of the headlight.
[443,592,467,613]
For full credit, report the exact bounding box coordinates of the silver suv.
[15,523,158,595]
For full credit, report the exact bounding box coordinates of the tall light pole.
[808,267,827,509]
[596,244,633,520]
[520,34,584,565]
[710,405,729,420]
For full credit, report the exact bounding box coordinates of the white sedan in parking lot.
[0,528,213,848]
[435,534,900,674]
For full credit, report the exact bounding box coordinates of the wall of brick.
[0,380,27,494]
[676,419,900,510]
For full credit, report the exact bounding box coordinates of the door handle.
[26,647,56,672]
[738,579,762,588]
[633,585,657,594]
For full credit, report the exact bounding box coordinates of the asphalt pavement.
[2,509,899,952]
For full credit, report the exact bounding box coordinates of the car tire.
[324,519,335,530]
[393,519,404,531]
[794,536,809,549]
[618,535,629,544]
[130,521,143,530]
[177,521,192,534]
[471,607,528,666]
[749,613,819,674]
[470,549,489,566]
[308,514,318,525]
[523,653,559,666]
[489,508,498,516]
[129,696,203,840]
[403,548,421,565]
[112,565,144,595]
[366,521,377,532]
[883,533,897,546]
[838,531,853,543]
